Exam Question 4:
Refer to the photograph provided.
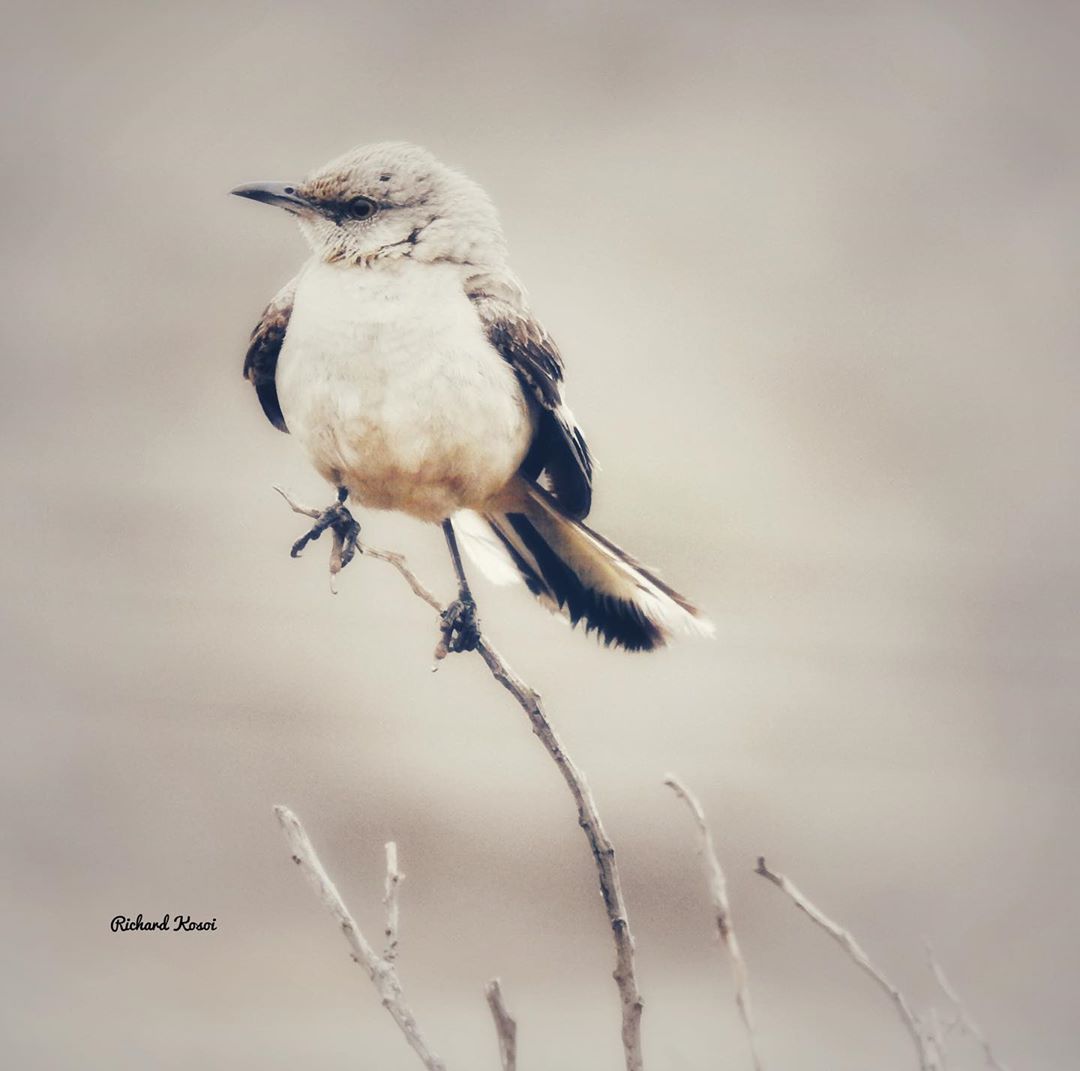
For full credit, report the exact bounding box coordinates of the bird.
[232,141,712,653]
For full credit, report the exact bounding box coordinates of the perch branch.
[664,775,763,1071]
[383,841,402,962]
[755,857,938,1071]
[275,487,645,1071]
[273,806,447,1071]
[925,942,1011,1071]
[474,636,644,1068]
[485,978,518,1071]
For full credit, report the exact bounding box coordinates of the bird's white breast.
[276,257,533,522]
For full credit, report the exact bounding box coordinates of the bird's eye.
[346,197,378,220]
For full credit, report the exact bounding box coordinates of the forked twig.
[275,487,645,1071]
[273,807,446,1071]
[755,857,939,1071]
[926,942,1011,1071]
[665,775,763,1070]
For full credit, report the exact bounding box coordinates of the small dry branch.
[755,856,939,1071]
[665,775,763,1071]
[485,978,518,1071]
[273,807,446,1071]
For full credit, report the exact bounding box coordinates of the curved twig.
[665,775,763,1070]
[476,637,644,1067]
[755,857,938,1071]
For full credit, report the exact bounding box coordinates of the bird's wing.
[242,278,297,433]
[468,272,594,519]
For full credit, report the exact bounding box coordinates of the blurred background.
[1,1,1077,1067]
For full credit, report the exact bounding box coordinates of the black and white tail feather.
[461,272,711,650]
[458,481,714,652]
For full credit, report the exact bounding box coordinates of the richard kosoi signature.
[111,914,217,933]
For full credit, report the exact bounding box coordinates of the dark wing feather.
[242,280,296,433]
[470,276,594,519]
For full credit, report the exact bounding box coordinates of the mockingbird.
[233,142,711,652]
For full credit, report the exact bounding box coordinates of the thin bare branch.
[926,942,1012,1071]
[484,978,517,1071]
[665,775,763,1071]
[275,488,645,1071]
[383,841,402,963]
[475,636,644,1068]
[274,485,322,521]
[755,857,938,1071]
[273,806,447,1071]
[362,544,444,613]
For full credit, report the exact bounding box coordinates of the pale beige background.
[2,1,1077,1068]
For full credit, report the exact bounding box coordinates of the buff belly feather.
[275,258,535,522]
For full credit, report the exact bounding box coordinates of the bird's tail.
[457,479,713,652]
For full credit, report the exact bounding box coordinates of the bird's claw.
[290,497,361,568]
[437,595,481,658]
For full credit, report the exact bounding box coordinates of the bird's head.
[231,142,506,268]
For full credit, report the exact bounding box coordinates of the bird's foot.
[290,488,361,570]
[437,594,481,658]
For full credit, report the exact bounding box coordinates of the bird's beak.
[230,181,312,214]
